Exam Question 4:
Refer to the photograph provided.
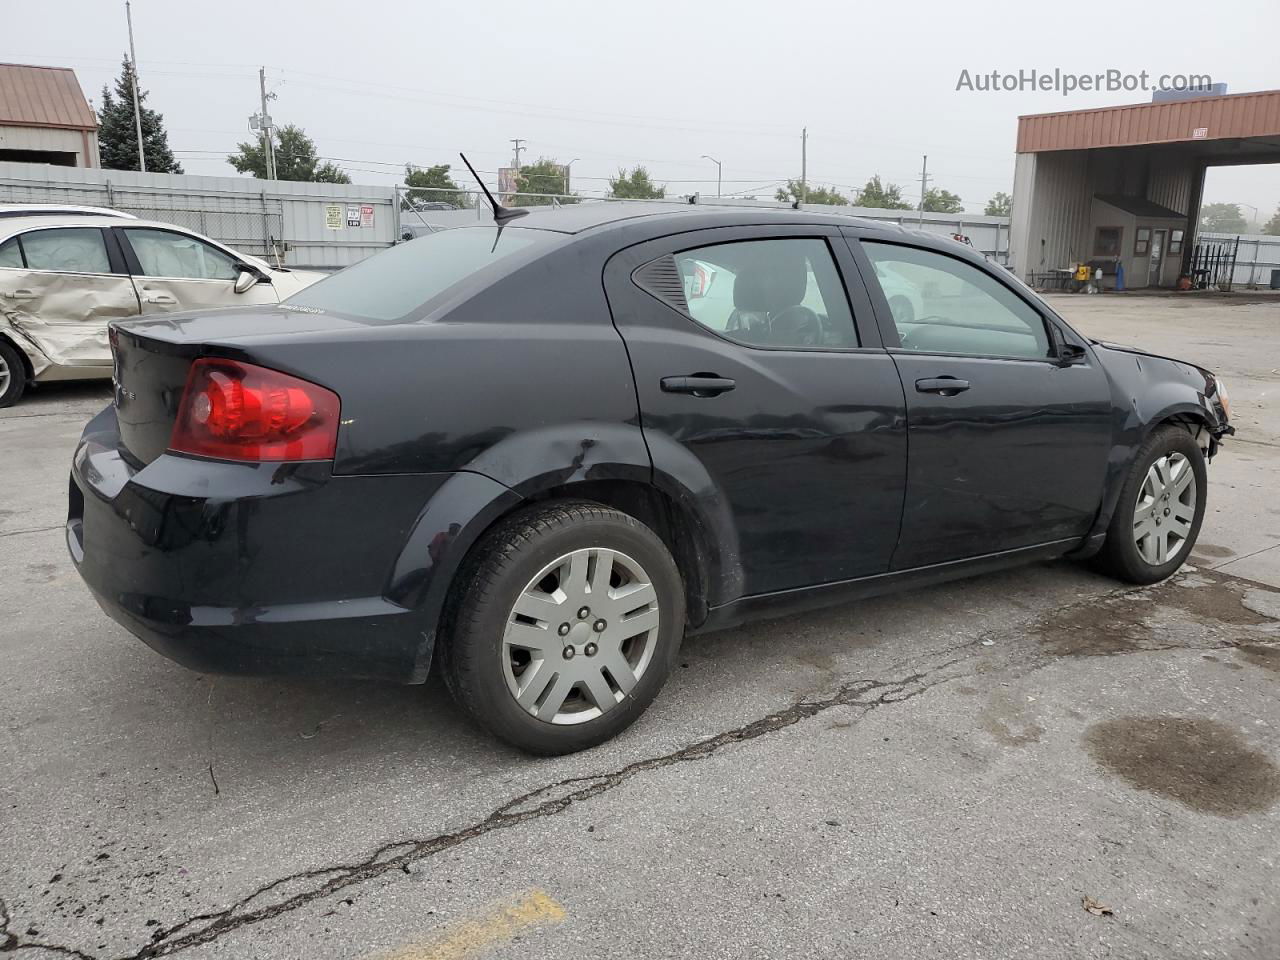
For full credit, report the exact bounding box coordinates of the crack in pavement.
[2,669,943,959]
[0,524,64,540]
[6,568,1276,959]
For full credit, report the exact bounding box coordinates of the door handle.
[915,377,970,396]
[660,375,736,397]
[144,293,178,305]
[5,289,37,300]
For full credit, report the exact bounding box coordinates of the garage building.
[0,63,99,168]
[1009,88,1280,289]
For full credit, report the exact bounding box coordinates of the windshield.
[285,226,552,322]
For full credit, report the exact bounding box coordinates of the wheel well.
[1155,412,1212,452]
[527,480,712,627]
[0,333,33,382]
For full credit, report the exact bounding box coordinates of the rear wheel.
[440,501,685,754]
[0,339,26,408]
[1094,425,1206,584]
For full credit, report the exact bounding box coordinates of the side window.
[20,228,111,274]
[862,242,1051,360]
[672,238,857,348]
[125,228,241,281]
[0,236,22,268]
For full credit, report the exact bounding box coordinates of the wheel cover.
[502,547,660,725]
[1132,452,1197,565]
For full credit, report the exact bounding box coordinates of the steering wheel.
[768,305,822,346]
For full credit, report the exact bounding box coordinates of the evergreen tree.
[97,57,182,174]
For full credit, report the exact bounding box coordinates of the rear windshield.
[285,226,552,322]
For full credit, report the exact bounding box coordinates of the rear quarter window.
[285,226,553,322]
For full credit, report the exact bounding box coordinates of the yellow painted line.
[372,888,566,960]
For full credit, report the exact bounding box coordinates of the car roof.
[487,201,943,242]
[0,203,136,220]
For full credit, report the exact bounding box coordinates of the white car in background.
[0,215,326,406]
[873,261,925,325]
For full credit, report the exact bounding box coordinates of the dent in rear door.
[0,226,139,370]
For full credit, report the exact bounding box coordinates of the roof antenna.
[459,152,528,225]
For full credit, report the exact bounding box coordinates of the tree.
[227,124,351,183]
[608,166,666,199]
[402,163,469,209]
[97,57,182,174]
[1261,205,1280,236]
[1199,202,1247,234]
[984,191,1012,217]
[922,188,964,213]
[775,180,848,205]
[852,176,911,210]
[512,157,577,205]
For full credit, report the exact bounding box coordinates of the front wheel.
[1094,425,1207,584]
[440,501,685,755]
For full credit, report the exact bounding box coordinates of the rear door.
[850,234,1113,569]
[0,225,139,369]
[605,225,907,599]
[115,226,277,314]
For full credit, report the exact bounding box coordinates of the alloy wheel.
[502,547,660,725]
[1132,452,1197,565]
[0,352,10,397]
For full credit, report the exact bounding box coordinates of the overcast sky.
[6,0,1276,221]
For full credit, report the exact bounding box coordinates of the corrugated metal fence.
[0,162,398,268]
[0,161,1013,269]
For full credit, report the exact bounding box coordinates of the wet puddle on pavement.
[1084,715,1280,817]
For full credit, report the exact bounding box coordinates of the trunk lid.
[110,305,371,466]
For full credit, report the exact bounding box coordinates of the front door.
[853,236,1113,570]
[115,226,278,315]
[1149,230,1166,287]
[605,226,907,600]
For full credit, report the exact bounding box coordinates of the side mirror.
[233,270,258,295]
[1056,342,1087,366]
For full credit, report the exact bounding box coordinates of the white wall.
[0,125,97,167]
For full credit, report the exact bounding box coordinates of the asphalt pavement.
[1,293,1277,960]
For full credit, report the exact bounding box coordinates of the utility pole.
[701,155,722,197]
[258,67,277,181]
[125,1,146,172]
[918,154,929,225]
[799,128,807,204]
[510,138,525,172]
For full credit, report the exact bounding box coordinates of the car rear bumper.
[67,405,473,682]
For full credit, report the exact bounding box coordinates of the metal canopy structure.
[1010,89,1280,288]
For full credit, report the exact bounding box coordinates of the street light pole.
[701,155,722,197]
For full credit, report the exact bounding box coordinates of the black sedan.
[69,204,1232,754]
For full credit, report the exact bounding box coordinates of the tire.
[439,500,686,755]
[0,338,26,408]
[1094,424,1207,584]
[887,295,915,325]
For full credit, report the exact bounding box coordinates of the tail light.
[170,358,340,462]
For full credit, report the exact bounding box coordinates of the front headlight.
[1213,377,1231,421]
